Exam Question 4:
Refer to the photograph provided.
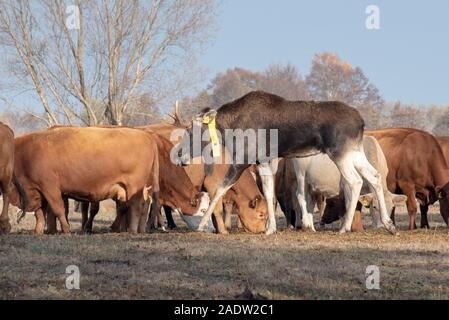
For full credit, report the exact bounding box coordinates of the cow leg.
[85,202,100,233]
[43,190,70,234]
[352,150,396,234]
[34,208,45,235]
[63,197,69,223]
[197,165,247,232]
[316,195,326,222]
[420,204,430,229]
[257,163,277,235]
[237,216,243,229]
[224,204,233,230]
[146,200,157,230]
[0,182,11,234]
[164,206,177,229]
[138,200,151,234]
[80,202,89,231]
[46,208,58,234]
[212,197,228,234]
[399,182,417,230]
[110,201,123,232]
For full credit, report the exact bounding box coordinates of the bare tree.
[0,0,217,126]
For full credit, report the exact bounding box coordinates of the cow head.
[179,192,215,232]
[437,183,449,225]
[178,109,219,166]
[233,194,268,233]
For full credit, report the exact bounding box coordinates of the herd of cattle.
[0,90,449,236]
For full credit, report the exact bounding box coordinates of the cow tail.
[13,173,28,223]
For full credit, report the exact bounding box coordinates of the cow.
[10,126,162,234]
[289,136,406,231]
[178,91,396,234]
[0,122,27,234]
[437,136,449,161]
[143,123,268,234]
[49,128,211,234]
[367,128,449,230]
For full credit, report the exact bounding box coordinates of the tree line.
[0,1,447,136]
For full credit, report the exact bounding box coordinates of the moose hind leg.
[352,150,396,234]
[333,155,363,234]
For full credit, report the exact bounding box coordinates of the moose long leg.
[197,164,248,232]
[352,150,396,234]
[332,154,363,233]
[292,160,314,231]
[257,163,277,235]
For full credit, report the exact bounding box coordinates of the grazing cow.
[55,129,210,234]
[292,136,407,231]
[178,91,396,234]
[143,123,268,234]
[0,122,27,234]
[10,127,160,234]
[367,128,449,229]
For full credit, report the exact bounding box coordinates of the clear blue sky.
[201,0,449,105]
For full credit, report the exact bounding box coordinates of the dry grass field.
[1,200,449,300]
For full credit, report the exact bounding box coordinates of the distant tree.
[384,101,425,129]
[259,64,309,100]
[208,68,262,106]
[0,110,46,135]
[305,52,385,128]
[306,52,384,108]
[431,106,449,136]
[206,64,308,108]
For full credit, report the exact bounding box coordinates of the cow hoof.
[265,228,276,235]
[0,221,11,235]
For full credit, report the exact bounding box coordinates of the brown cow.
[438,137,449,161]
[0,122,27,234]
[10,127,160,234]
[367,128,449,229]
[51,128,210,234]
[143,123,268,234]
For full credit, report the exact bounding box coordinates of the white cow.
[291,135,406,231]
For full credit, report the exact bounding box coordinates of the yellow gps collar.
[202,114,221,158]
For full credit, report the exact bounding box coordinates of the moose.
[178,91,396,235]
